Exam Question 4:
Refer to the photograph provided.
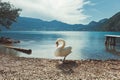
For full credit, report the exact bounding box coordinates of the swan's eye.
[56,42,59,47]
[56,42,58,44]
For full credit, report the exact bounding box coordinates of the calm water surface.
[0,31,120,60]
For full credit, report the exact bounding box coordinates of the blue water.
[0,31,120,60]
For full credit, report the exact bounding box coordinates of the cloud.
[3,0,92,24]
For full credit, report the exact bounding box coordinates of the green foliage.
[0,1,21,29]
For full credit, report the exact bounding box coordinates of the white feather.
[55,39,72,57]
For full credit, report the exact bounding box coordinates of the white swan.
[55,38,72,62]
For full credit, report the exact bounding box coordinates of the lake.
[0,31,120,60]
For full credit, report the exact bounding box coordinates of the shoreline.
[0,53,120,80]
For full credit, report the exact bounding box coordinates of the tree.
[0,0,21,30]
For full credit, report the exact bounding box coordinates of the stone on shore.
[0,53,120,80]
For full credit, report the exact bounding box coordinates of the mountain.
[1,16,108,31]
[101,12,120,31]
[88,21,98,26]
[84,18,108,31]
[1,17,85,31]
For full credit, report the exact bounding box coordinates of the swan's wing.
[63,46,72,54]
[54,48,61,56]
[64,46,72,50]
[55,46,72,57]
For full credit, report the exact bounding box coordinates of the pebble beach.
[0,53,120,80]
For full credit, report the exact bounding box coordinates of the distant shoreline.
[0,53,120,80]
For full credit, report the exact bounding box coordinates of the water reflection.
[0,44,32,56]
[63,35,89,60]
[0,45,19,56]
[105,45,120,56]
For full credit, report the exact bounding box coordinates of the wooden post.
[105,36,108,45]
[113,37,116,46]
[105,35,119,46]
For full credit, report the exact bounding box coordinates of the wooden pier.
[105,35,120,46]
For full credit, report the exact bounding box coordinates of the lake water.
[0,31,120,60]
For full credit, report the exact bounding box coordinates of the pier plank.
[105,35,120,46]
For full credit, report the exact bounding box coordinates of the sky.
[3,0,120,24]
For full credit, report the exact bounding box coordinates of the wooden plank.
[105,35,120,38]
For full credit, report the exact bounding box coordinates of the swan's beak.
[56,42,58,47]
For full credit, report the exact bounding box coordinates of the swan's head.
[55,38,65,47]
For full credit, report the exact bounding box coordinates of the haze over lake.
[0,31,120,60]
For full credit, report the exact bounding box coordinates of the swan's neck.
[61,40,65,48]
